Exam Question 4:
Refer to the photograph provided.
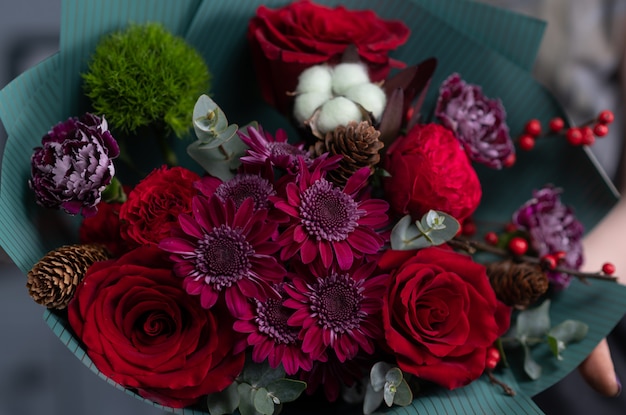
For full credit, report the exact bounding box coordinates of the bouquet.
[2,1,626,414]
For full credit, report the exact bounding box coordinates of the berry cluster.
[517,110,614,151]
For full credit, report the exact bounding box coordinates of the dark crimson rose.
[383,123,481,222]
[79,200,129,257]
[119,165,200,247]
[68,246,244,408]
[248,0,409,113]
[379,247,511,389]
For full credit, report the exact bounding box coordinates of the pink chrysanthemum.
[159,195,285,317]
[283,259,388,363]
[274,161,388,270]
[233,284,313,375]
[195,173,276,210]
[238,125,312,171]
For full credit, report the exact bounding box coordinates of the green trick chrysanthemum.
[83,22,210,139]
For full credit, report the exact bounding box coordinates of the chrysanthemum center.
[300,179,360,241]
[310,272,364,333]
[194,224,253,290]
[267,141,308,159]
[255,297,299,345]
[215,174,275,209]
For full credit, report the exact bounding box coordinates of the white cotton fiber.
[344,83,387,121]
[296,65,333,94]
[331,63,370,95]
[316,97,363,134]
[293,91,332,124]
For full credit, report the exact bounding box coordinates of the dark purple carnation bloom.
[29,113,120,217]
[435,73,514,169]
[512,186,584,290]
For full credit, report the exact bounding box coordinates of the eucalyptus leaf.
[516,299,551,340]
[392,379,413,406]
[241,361,286,388]
[206,382,240,415]
[266,379,307,403]
[370,362,393,392]
[383,382,396,407]
[522,343,542,380]
[193,94,235,144]
[253,387,275,415]
[390,215,424,250]
[385,367,403,387]
[548,319,589,344]
[187,131,247,181]
[363,381,384,415]
[237,383,259,415]
[417,210,460,245]
[547,335,565,360]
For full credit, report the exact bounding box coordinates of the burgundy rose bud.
[435,73,514,169]
[29,113,120,217]
[512,186,584,290]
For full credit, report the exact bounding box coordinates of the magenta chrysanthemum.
[233,284,313,375]
[238,125,311,171]
[159,195,286,317]
[283,260,388,363]
[195,173,276,210]
[274,161,388,270]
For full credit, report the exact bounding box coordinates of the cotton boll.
[296,65,333,94]
[316,97,363,134]
[331,63,370,95]
[293,92,332,124]
[345,83,387,121]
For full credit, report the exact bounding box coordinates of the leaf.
[370,362,393,392]
[237,383,259,415]
[516,299,551,340]
[390,215,426,250]
[266,379,307,403]
[523,343,542,380]
[547,320,588,360]
[206,382,240,415]
[384,367,403,387]
[241,361,286,388]
[378,87,404,149]
[417,210,460,245]
[547,335,565,361]
[253,387,275,415]
[363,381,384,415]
[392,379,413,406]
[193,94,235,145]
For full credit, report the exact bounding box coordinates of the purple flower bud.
[512,186,584,290]
[29,113,120,217]
[435,73,514,169]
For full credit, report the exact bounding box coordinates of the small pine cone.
[486,260,549,309]
[26,244,111,310]
[312,120,384,187]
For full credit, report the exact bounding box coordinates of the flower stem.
[449,237,619,283]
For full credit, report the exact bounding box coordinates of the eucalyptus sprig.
[390,210,460,250]
[363,362,413,415]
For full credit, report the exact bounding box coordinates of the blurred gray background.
[1,1,625,415]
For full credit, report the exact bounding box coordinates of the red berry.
[553,251,566,262]
[566,128,583,146]
[549,117,564,133]
[485,347,501,370]
[484,231,499,245]
[519,134,535,151]
[541,255,558,270]
[581,126,596,146]
[508,237,528,256]
[504,223,518,233]
[602,262,616,275]
[593,123,609,137]
[503,153,516,168]
[405,106,415,123]
[598,110,615,125]
[462,220,477,236]
[524,119,542,136]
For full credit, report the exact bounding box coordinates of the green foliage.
[390,210,460,250]
[206,361,306,415]
[504,300,589,380]
[187,95,248,180]
[83,23,210,138]
[363,362,413,415]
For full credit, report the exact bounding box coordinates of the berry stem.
[449,238,619,283]
[486,370,516,396]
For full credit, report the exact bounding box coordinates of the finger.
[578,338,621,397]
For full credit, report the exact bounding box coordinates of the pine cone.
[312,120,384,187]
[486,260,549,309]
[26,244,111,310]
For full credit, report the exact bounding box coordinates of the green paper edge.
[0,1,624,415]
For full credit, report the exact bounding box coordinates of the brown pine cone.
[26,244,111,310]
[486,260,549,309]
[312,120,384,187]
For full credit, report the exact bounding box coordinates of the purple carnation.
[512,186,584,290]
[435,73,514,169]
[29,113,120,217]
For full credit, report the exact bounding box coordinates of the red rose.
[79,200,129,256]
[68,246,244,408]
[248,0,409,113]
[379,247,511,389]
[383,123,481,222]
[119,166,200,247]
